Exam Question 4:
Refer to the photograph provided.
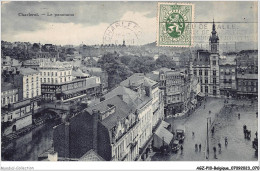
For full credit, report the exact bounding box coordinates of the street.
[152,98,258,161]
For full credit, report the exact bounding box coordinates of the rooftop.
[1,82,17,92]
[19,67,39,75]
[87,96,133,130]
[120,73,158,88]
[79,149,105,161]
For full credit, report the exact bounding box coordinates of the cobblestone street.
[152,98,258,161]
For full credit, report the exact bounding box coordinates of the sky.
[1,1,258,45]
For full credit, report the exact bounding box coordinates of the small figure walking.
[192,132,195,137]
[255,131,258,139]
[199,144,201,152]
[225,137,228,146]
[213,146,217,159]
[180,145,183,154]
[238,113,240,119]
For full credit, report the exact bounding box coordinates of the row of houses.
[52,73,167,161]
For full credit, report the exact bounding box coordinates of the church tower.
[209,20,219,53]
[209,19,220,97]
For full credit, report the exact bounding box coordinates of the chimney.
[92,109,99,152]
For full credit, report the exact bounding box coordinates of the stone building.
[1,83,19,107]
[236,50,258,99]
[14,68,41,100]
[39,61,72,84]
[219,54,237,98]
[192,20,220,97]
[1,99,32,136]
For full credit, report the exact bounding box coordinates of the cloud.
[1,1,257,45]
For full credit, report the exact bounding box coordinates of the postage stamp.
[157,2,194,47]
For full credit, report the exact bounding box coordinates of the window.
[48,72,50,76]
[200,78,203,84]
[205,86,208,93]
[44,78,46,83]
[205,77,208,84]
[31,77,33,82]
[201,86,203,92]
[213,70,216,76]
[48,78,50,82]
[199,70,202,76]
[205,70,208,76]
[213,78,216,84]
[26,78,29,83]
[55,72,57,76]
[194,70,197,76]
[44,72,46,76]
[52,72,53,76]
[213,60,216,65]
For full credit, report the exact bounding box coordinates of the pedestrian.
[225,137,228,146]
[256,112,258,118]
[180,145,183,153]
[199,144,201,151]
[192,132,195,137]
[213,146,217,159]
[255,131,258,139]
[238,113,240,119]
[204,104,205,109]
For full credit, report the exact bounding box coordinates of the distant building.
[236,50,258,99]
[14,68,41,101]
[39,61,72,84]
[219,54,237,98]
[41,77,102,103]
[1,83,19,107]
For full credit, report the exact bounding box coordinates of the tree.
[32,43,40,52]
[98,53,132,89]
[155,55,176,69]
[129,56,156,74]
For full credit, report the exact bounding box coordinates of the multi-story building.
[192,21,220,97]
[14,68,41,100]
[236,50,258,99]
[39,61,72,84]
[219,55,237,98]
[147,68,191,116]
[1,99,32,136]
[52,73,166,161]
[41,76,102,103]
[1,83,19,107]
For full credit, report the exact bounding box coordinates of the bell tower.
[209,19,219,53]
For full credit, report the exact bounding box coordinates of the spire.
[212,19,216,34]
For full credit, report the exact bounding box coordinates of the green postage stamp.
[157,2,194,47]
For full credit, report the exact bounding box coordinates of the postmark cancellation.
[157,2,194,47]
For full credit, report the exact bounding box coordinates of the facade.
[219,55,237,98]
[41,77,102,103]
[147,68,191,116]
[192,21,220,97]
[39,61,72,84]
[53,73,164,161]
[1,99,32,136]
[1,83,19,107]
[236,50,258,99]
[14,68,41,100]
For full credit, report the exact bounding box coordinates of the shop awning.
[154,125,173,145]
[161,120,170,129]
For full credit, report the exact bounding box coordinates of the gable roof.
[19,67,39,75]
[87,95,133,130]
[79,149,105,161]
[120,73,158,88]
